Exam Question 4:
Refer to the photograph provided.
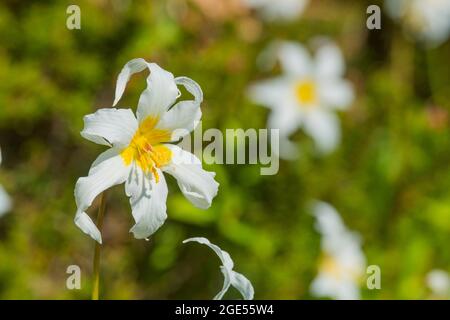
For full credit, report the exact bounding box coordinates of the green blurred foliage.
[0,0,448,299]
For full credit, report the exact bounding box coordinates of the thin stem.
[92,192,106,300]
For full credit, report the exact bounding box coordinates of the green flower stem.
[92,192,106,300]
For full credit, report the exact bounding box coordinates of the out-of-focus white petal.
[319,80,354,110]
[246,0,309,21]
[81,108,138,147]
[303,109,341,154]
[157,77,203,140]
[183,237,254,300]
[74,149,130,243]
[385,0,450,46]
[312,201,346,237]
[248,77,292,109]
[267,103,301,138]
[136,63,180,122]
[0,184,12,217]
[277,42,312,77]
[128,167,168,240]
[162,145,219,209]
[426,269,450,295]
[315,43,345,79]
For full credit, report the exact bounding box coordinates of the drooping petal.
[74,149,130,243]
[162,145,219,209]
[229,270,255,300]
[183,237,234,270]
[0,184,12,217]
[315,43,345,79]
[214,267,232,300]
[128,166,168,240]
[303,109,341,154]
[318,80,354,110]
[81,108,138,147]
[277,42,312,77]
[183,237,254,300]
[136,63,180,123]
[156,77,203,141]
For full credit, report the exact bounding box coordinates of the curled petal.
[183,237,254,300]
[113,58,147,106]
[157,77,203,141]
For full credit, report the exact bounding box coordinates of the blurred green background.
[0,0,449,299]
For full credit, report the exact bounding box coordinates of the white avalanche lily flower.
[426,269,450,297]
[245,0,309,21]
[74,59,219,244]
[385,0,450,46]
[0,147,12,217]
[183,237,254,300]
[310,201,366,300]
[248,41,354,158]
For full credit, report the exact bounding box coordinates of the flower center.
[294,79,317,106]
[320,254,360,281]
[121,116,172,182]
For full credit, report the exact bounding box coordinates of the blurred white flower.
[385,0,450,46]
[310,201,366,300]
[74,59,219,244]
[426,269,450,297]
[183,237,254,300]
[0,148,12,217]
[248,41,354,158]
[245,0,309,21]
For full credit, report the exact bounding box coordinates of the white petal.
[183,237,234,270]
[229,270,255,300]
[128,167,168,239]
[163,145,219,209]
[277,42,312,77]
[336,282,360,300]
[267,104,301,138]
[315,43,345,79]
[312,201,346,238]
[183,237,254,300]
[319,80,354,110]
[81,108,138,147]
[136,63,180,122]
[0,184,12,217]
[214,267,232,300]
[303,109,341,154]
[74,149,130,243]
[156,77,203,140]
[247,77,292,109]
[246,0,309,21]
[113,58,148,106]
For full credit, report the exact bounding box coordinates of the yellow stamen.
[295,79,317,106]
[121,116,172,181]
